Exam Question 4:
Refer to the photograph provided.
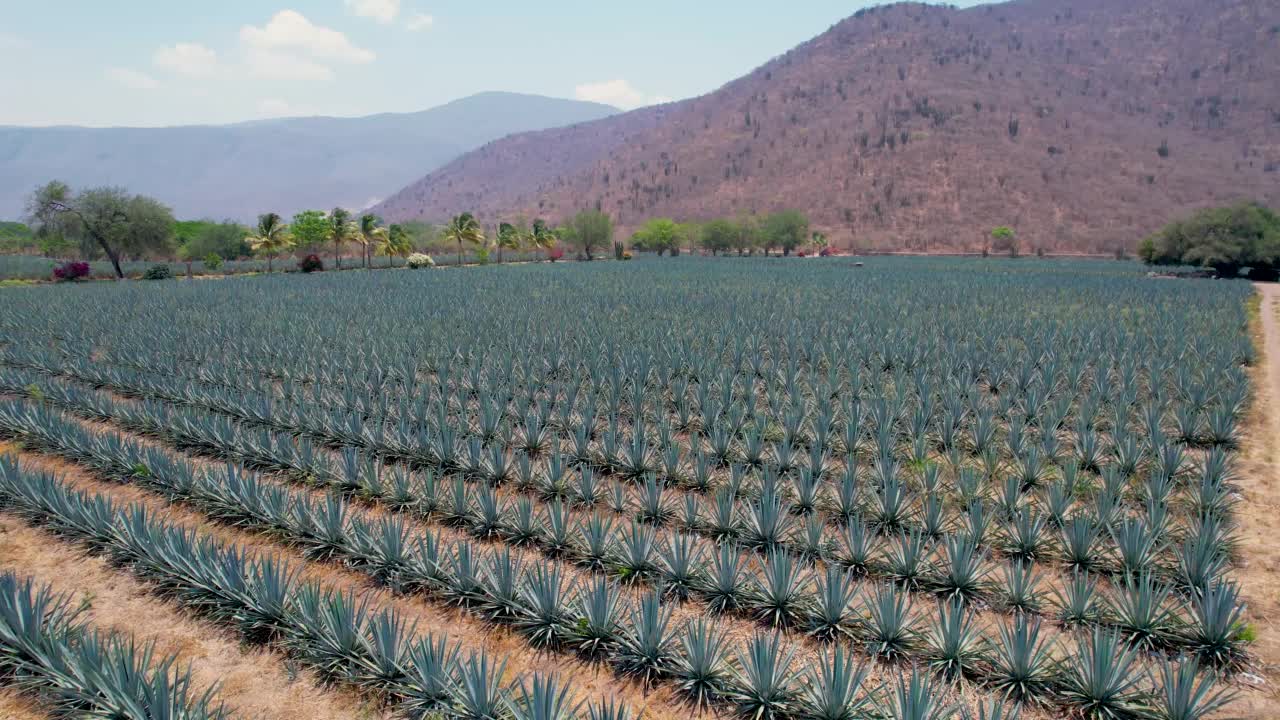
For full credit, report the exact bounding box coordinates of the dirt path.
[1223,283,1280,716]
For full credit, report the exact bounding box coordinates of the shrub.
[547,247,564,262]
[476,246,490,265]
[407,253,435,269]
[298,254,324,273]
[622,251,634,261]
[52,261,91,282]
[143,264,172,280]
[203,253,223,272]
[819,248,834,257]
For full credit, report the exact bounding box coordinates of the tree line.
[1139,202,1280,279]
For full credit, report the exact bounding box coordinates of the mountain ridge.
[375,0,1280,253]
[0,92,618,221]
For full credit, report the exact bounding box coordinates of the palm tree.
[357,214,381,269]
[246,212,292,273]
[497,222,521,264]
[378,224,413,267]
[329,207,352,268]
[527,219,558,260]
[443,212,484,266]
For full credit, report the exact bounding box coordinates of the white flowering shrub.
[407,253,435,269]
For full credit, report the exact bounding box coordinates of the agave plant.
[670,617,730,711]
[747,548,815,629]
[859,583,918,661]
[929,535,991,604]
[613,591,677,687]
[923,598,985,684]
[795,645,876,720]
[507,673,582,720]
[1052,572,1103,628]
[885,666,957,720]
[450,650,510,720]
[987,615,1056,706]
[807,565,857,642]
[1058,628,1151,720]
[725,632,798,720]
[514,564,576,650]
[698,543,748,615]
[1183,579,1248,669]
[1151,657,1237,720]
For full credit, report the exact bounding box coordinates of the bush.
[52,261,91,282]
[407,253,435,269]
[547,247,564,262]
[819,247,834,257]
[203,253,223,272]
[622,251,633,260]
[1141,202,1280,277]
[143,264,172,280]
[298,254,324,273]
[476,247,490,265]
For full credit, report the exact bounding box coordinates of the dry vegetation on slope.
[377,0,1280,254]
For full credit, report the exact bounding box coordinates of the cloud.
[106,67,160,90]
[153,43,218,77]
[346,0,400,24]
[574,79,667,110]
[257,98,293,117]
[240,10,375,64]
[405,13,434,31]
[245,49,334,81]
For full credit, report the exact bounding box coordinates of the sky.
[0,0,995,127]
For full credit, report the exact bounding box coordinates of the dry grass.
[0,689,47,720]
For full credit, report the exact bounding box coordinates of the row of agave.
[2,345,1246,487]
[0,376,1237,603]
[0,401,1247,720]
[0,570,226,719]
[0,456,625,720]
[0,396,1244,661]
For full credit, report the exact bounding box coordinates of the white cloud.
[574,79,666,110]
[257,98,293,116]
[240,10,375,64]
[245,49,334,81]
[154,43,218,77]
[346,0,400,24]
[106,67,160,90]
[405,13,434,31]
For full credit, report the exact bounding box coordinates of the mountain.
[0,92,617,221]
[376,0,1280,254]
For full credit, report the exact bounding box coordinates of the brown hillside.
[376,0,1280,253]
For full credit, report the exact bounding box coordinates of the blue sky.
[0,0,995,127]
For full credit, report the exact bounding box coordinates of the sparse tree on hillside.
[27,181,175,279]
[991,226,1019,257]
[563,210,613,261]
[763,210,810,256]
[444,212,484,266]
[329,207,352,268]
[246,212,293,273]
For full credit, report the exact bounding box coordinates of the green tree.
[380,224,413,267]
[763,210,809,256]
[246,212,293,273]
[991,226,1019,257]
[632,218,680,256]
[26,181,175,278]
[811,231,829,253]
[180,220,250,261]
[289,210,330,255]
[329,207,352,268]
[1141,202,1280,278]
[443,212,484,266]
[497,222,521,263]
[732,216,760,255]
[562,210,613,261]
[526,218,558,258]
[357,214,382,269]
[700,219,736,256]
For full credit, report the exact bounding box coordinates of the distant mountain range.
[0,92,618,222]
[375,0,1280,254]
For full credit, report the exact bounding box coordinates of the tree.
[380,224,413,267]
[526,219,558,259]
[700,219,736,256]
[811,232,829,253]
[991,226,1019,257]
[245,213,293,273]
[1141,202,1280,278]
[497,222,521,263]
[763,210,809,256]
[290,210,330,255]
[329,207,352,268]
[357,214,382,269]
[562,210,613,261]
[443,212,484,266]
[26,181,175,278]
[732,217,760,255]
[632,218,680,256]
[179,220,250,261]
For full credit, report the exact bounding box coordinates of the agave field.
[0,256,1260,720]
